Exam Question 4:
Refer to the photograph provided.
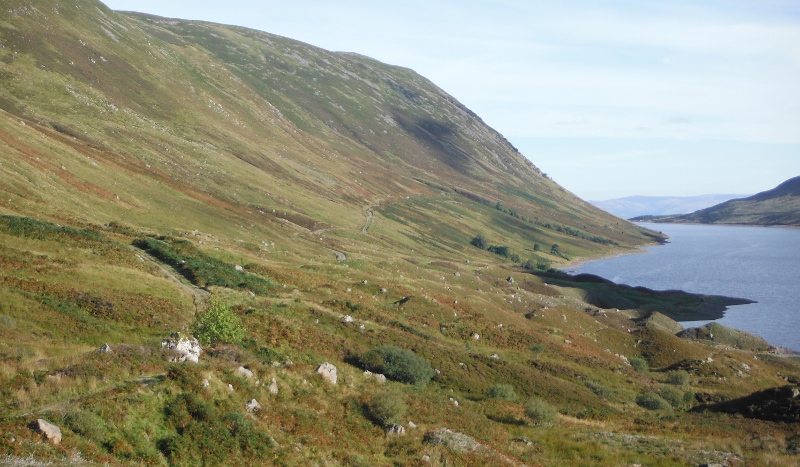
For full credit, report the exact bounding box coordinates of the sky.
[102,0,800,200]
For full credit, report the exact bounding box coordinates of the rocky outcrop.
[317,362,338,385]
[424,428,482,452]
[386,424,405,436]
[246,399,261,412]
[161,334,202,363]
[35,419,62,445]
[236,366,254,379]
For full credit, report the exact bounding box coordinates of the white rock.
[386,424,406,436]
[236,366,254,379]
[202,379,210,389]
[98,343,112,354]
[317,362,338,385]
[490,353,499,360]
[161,335,202,363]
[471,333,480,341]
[227,384,234,392]
[380,288,388,294]
[408,421,417,429]
[35,419,61,445]
[235,264,244,271]
[374,374,387,384]
[740,363,751,372]
[342,315,354,324]
[246,399,261,412]
[268,378,279,395]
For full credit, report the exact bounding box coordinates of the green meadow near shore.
[1,1,799,465]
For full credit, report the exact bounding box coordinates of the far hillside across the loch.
[631,176,800,226]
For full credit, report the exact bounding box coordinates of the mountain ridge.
[591,194,749,219]
[636,176,800,226]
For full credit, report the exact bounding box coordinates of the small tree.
[366,388,407,427]
[550,244,560,255]
[525,398,557,427]
[191,294,246,346]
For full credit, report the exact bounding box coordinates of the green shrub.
[486,384,518,401]
[666,370,690,386]
[658,387,694,411]
[356,346,435,386]
[470,235,488,250]
[487,245,510,257]
[192,295,246,346]
[636,392,672,411]
[525,398,557,427]
[630,357,649,373]
[366,388,407,427]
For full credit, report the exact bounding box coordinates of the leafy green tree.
[192,295,246,346]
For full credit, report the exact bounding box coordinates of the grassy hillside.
[1,1,799,466]
[640,176,800,226]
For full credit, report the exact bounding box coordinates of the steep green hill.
[640,176,800,226]
[1,2,798,466]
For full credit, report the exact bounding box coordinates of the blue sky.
[102,0,800,200]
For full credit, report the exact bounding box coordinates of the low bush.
[630,357,649,373]
[666,370,690,386]
[636,392,672,411]
[366,388,407,427]
[356,345,435,386]
[658,386,694,411]
[486,384,518,401]
[525,398,557,427]
[470,235,488,250]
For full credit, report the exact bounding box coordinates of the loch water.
[570,223,800,351]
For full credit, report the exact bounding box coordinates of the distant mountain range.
[631,176,800,226]
[590,194,749,219]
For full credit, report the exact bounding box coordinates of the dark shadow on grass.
[529,270,754,321]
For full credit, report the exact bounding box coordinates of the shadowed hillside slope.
[1,2,798,466]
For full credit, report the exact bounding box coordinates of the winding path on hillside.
[326,247,347,262]
[362,207,374,233]
[130,245,208,306]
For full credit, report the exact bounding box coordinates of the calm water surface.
[570,223,800,351]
